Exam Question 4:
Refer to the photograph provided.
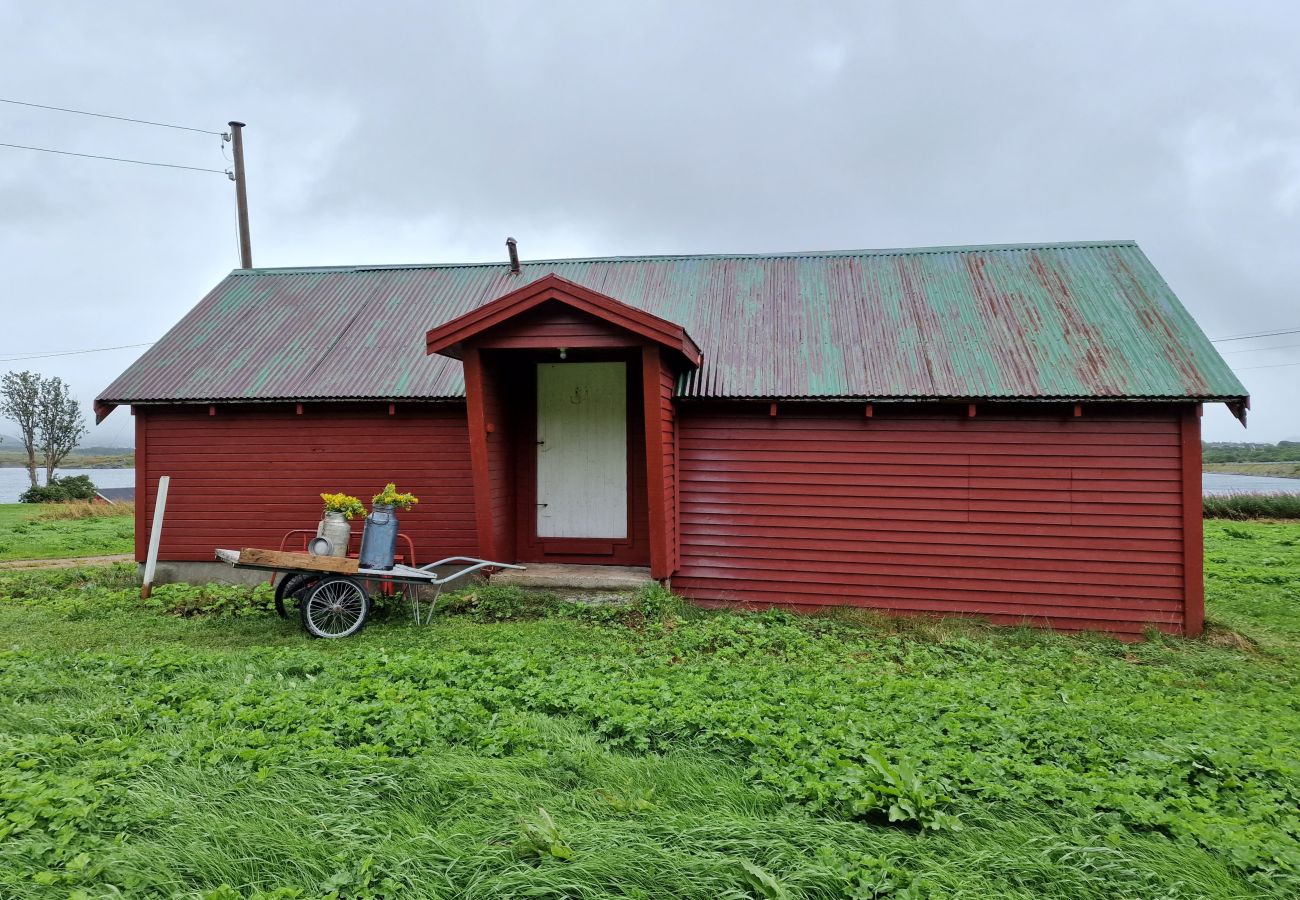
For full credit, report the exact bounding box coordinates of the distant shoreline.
[1204,462,1300,480]
[0,464,134,470]
[0,453,134,470]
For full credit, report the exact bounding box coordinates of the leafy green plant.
[596,785,656,813]
[19,474,97,503]
[441,584,555,621]
[634,581,687,621]
[318,854,404,898]
[737,859,791,899]
[857,749,961,831]
[517,807,574,861]
[812,848,918,899]
[145,581,277,618]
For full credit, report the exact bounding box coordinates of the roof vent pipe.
[506,237,521,275]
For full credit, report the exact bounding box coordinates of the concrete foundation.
[488,563,655,603]
[490,563,653,591]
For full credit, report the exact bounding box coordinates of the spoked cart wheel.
[274,573,321,620]
[300,576,371,639]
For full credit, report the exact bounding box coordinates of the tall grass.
[1,523,1297,897]
[34,500,134,520]
[1203,493,1300,520]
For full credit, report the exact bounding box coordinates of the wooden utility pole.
[228,121,252,268]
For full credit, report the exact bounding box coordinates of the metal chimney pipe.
[506,237,520,275]
[228,121,253,269]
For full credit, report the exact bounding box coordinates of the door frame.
[534,360,630,545]
[515,351,650,565]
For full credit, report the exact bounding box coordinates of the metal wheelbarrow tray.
[215,548,523,639]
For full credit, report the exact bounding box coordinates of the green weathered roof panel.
[98,241,1247,405]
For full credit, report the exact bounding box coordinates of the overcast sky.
[1,1,1297,446]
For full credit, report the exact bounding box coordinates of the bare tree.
[0,371,88,488]
[0,371,41,489]
[37,377,88,484]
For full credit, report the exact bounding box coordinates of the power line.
[1211,326,1300,343]
[0,142,229,175]
[0,341,157,363]
[1235,359,1300,371]
[1220,341,1300,355]
[0,97,222,135]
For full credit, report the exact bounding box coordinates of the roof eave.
[424,272,703,368]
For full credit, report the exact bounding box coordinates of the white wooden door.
[536,362,627,538]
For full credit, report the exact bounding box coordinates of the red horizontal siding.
[673,406,1189,634]
[136,403,476,563]
[473,303,642,350]
[660,360,679,573]
[480,359,517,561]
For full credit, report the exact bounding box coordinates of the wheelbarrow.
[215,548,523,638]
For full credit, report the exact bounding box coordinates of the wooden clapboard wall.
[672,403,1195,636]
[133,403,477,565]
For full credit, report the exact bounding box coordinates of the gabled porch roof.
[424,273,702,368]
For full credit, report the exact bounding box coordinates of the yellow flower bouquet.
[319,492,366,519]
[372,483,419,511]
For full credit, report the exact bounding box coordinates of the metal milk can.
[315,511,352,558]
[359,503,398,569]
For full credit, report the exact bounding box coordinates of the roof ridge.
[230,239,1141,276]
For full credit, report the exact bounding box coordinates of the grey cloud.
[0,0,1297,441]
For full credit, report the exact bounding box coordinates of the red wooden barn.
[96,241,1248,636]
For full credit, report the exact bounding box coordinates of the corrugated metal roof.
[97,241,1247,408]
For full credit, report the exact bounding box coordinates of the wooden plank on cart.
[238,548,360,574]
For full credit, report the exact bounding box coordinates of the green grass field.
[0,522,1297,898]
[0,503,134,562]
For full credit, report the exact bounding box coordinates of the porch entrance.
[424,273,703,579]
[536,362,628,539]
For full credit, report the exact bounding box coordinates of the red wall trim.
[461,349,497,560]
[134,406,147,562]
[671,402,681,573]
[1181,404,1205,635]
[481,353,519,561]
[642,347,670,578]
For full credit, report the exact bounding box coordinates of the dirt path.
[0,554,134,571]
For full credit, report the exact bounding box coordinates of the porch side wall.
[673,403,1190,636]
[658,353,680,573]
[134,403,477,563]
[478,358,519,561]
[641,346,679,578]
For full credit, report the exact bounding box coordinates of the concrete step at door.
[489,563,654,604]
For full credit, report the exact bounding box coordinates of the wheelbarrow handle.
[418,556,525,572]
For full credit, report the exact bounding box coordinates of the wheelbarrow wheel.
[300,576,370,639]
[274,573,319,620]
